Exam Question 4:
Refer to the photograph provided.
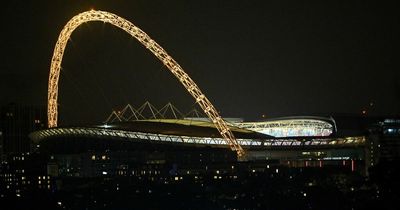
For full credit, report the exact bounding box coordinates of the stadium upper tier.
[30,119,363,151]
[234,116,335,137]
[100,119,270,139]
[105,103,335,138]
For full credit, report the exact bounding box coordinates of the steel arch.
[47,10,245,157]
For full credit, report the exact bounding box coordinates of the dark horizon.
[1,1,399,125]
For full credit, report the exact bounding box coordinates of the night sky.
[1,1,399,125]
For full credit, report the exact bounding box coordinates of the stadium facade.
[28,103,396,178]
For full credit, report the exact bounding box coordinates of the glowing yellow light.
[47,10,245,158]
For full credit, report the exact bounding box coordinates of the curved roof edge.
[256,116,335,123]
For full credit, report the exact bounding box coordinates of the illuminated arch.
[48,10,245,157]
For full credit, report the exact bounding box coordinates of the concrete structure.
[29,113,370,177]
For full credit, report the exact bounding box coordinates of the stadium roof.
[97,119,272,139]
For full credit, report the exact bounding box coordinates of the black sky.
[1,0,399,125]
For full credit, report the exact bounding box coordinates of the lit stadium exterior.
[29,114,368,177]
[29,119,362,149]
[235,116,335,137]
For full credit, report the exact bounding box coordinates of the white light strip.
[30,127,365,147]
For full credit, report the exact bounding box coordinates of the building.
[0,103,46,155]
[29,116,369,178]
[23,102,399,179]
[0,153,54,196]
[367,118,400,168]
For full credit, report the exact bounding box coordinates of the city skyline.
[1,1,399,125]
[1,2,400,208]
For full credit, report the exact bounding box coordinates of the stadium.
[29,102,367,177]
[29,10,372,177]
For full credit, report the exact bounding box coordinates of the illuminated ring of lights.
[47,10,245,158]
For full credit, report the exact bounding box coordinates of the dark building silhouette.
[367,118,400,166]
[0,103,46,155]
